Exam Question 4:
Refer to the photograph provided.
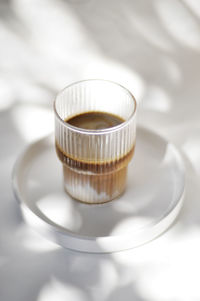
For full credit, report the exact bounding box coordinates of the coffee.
[56,111,135,204]
[66,111,124,130]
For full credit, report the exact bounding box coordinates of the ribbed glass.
[54,80,137,204]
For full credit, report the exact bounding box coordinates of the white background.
[0,0,200,300]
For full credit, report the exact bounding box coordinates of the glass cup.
[54,80,137,204]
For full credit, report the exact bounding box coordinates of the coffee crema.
[65,111,124,130]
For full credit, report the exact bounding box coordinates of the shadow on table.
[1,0,200,300]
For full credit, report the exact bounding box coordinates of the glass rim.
[54,79,137,135]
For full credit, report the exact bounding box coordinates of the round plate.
[12,127,185,253]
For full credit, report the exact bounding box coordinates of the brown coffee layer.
[56,142,135,174]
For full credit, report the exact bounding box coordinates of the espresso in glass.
[66,111,124,130]
[54,80,137,204]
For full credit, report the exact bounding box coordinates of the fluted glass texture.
[54,80,137,204]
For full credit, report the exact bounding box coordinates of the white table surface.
[1,0,200,300]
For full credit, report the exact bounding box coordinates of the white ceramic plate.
[12,127,185,253]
